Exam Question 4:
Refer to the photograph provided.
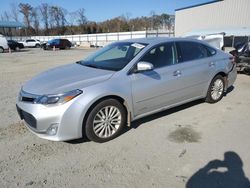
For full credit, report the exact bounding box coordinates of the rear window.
[26,39,35,42]
[176,41,210,62]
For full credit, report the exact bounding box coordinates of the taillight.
[229,56,236,65]
[229,50,237,65]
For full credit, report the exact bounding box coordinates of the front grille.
[22,111,37,128]
[16,105,37,129]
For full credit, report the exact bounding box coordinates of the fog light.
[46,123,59,136]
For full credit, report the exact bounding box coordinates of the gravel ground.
[0,48,250,188]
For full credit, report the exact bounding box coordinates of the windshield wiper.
[83,64,100,69]
[76,61,83,65]
[76,61,101,69]
[76,61,116,71]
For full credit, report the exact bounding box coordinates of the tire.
[205,75,225,103]
[15,46,20,51]
[85,99,126,143]
[0,47,4,53]
[35,44,40,48]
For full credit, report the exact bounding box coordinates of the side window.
[140,42,175,68]
[54,39,60,45]
[204,45,216,56]
[177,41,209,62]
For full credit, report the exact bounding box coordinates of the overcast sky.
[0,0,214,22]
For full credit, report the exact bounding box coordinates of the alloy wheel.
[211,79,224,100]
[93,106,122,138]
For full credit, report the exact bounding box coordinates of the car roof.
[49,38,69,41]
[121,37,209,46]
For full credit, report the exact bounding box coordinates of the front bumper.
[16,98,85,141]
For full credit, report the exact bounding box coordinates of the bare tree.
[160,13,170,30]
[75,8,87,33]
[0,15,4,21]
[2,11,11,21]
[2,2,173,36]
[49,6,67,34]
[68,11,77,26]
[50,6,62,27]
[39,3,50,34]
[19,3,33,28]
[10,3,19,22]
[67,11,78,34]
[31,8,40,34]
[77,8,87,25]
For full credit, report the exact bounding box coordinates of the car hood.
[22,63,115,95]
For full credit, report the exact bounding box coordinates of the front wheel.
[85,99,126,143]
[205,75,225,103]
[0,47,4,53]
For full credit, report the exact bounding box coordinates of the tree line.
[0,3,174,36]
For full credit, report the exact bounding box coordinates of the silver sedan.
[16,37,237,142]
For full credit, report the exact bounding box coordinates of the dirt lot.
[0,48,250,188]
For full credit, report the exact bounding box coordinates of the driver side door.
[130,42,183,116]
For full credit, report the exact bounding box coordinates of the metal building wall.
[175,0,250,36]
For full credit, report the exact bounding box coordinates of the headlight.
[35,89,82,105]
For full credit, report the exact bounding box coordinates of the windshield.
[48,39,59,45]
[79,42,147,71]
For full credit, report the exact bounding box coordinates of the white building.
[175,0,250,37]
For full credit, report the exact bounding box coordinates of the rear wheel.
[205,75,225,103]
[85,99,126,143]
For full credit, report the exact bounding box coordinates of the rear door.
[174,41,216,100]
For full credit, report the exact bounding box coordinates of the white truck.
[19,39,41,48]
[0,34,9,53]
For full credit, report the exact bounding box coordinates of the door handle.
[209,62,215,67]
[173,70,182,76]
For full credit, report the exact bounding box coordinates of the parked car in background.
[16,38,237,143]
[41,39,72,50]
[0,34,9,53]
[19,39,40,48]
[7,40,24,51]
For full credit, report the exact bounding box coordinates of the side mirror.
[136,61,154,72]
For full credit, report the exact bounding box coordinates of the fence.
[9,30,174,47]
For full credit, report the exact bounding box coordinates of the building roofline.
[175,0,222,12]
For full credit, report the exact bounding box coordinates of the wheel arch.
[215,71,227,78]
[214,71,228,90]
[81,95,131,137]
